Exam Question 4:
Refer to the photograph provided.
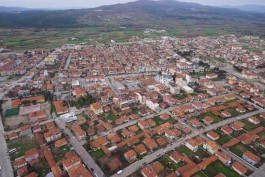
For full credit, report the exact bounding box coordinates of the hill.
[0,0,264,37]
[222,4,265,13]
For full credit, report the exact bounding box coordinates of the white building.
[146,99,159,112]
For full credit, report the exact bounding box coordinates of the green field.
[153,116,161,126]
[5,107,19,117]
[8,136,39,160]
[230,143,249,157]
[203,160,241,177]
[159,155,186,170]
[90,149,105,159]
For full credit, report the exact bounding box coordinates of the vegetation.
[153,116,161,126]
[90,149,105,159]
[8,137,39,160]
[5,107,19,117]
[203,160,241,177]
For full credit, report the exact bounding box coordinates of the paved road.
[250,164,265,177]
[201,134,257,172]
[111,109,263,177]
[55,118,105,177]
[0,115,14,177]
[64,53,72,70]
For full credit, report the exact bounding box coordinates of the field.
[5,107,19,117]
[7,136,39,160]
[230,143,249,157]
[202,160,240,177]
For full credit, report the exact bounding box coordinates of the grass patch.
[230,143,249,157]
[8,136,39,160]
[132,107,139,114]
[90,149,105,159]
[5,107,19,117]
[214,133,232,145]
[159,155,186,170]
[227,108,240,117]
[242,120,259,131]
[108,113,117,122]
[178,146,209,162]
[203,160,240,177]
[52,145,70,162]
[174,93,188,100]
[153,116,161,126]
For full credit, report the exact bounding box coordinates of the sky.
[1,0,265,9]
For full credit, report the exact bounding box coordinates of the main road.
[0,115,14,177]
[55,118,105,177]
[111,109,263,177]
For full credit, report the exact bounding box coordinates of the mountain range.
[0,0,265,37]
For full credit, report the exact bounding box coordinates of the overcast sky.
[1,0,265,9]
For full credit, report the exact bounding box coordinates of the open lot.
[7,136,39,160]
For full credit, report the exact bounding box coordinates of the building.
[203,141,219,154]
[146,99,160,112]
[232,161,248,175]
[25,148,39,162]
[90,102,103,115]
[124,150,137,163]
[242,151,260,165]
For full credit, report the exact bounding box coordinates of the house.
[17,166,28,177]
[221,125,233,135]
[71,124,86,140]
[141,165,158,177]
[54,138,68,148]
[232,161,248,175]
[15,157,27,168]
[19,125,32,136]
[202,116,214,125]
[143,138,158,150]
[25,148,39,162]
[160,113,170,120]
[242,151,260,165]
[124,150,137,163]
[73,87,87,99]
[7,132,19,140]
[197,155,218,170]
[188,119,202,128]
[28,110,47,123]
[169,152,183,164]
[203,140,219,154]
[62,152,81,171]
[221,111,231,118]
[248,117,260,125]
[146,99,160,112]
[44,128,62,142]
[135,144,147,155]
[53,100,69,115]
[152,161,164,174]
[165,129,181,140]
[224,94,236,101]
[90,102,103,115]
[206,73,218,79]
[207,131,219,140]
[215,151,232,164]
[185,139,199,152]
[107,158,122,172]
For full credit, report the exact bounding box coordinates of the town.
[0,34,265,177]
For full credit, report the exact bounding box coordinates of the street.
[0,115,14,177]
[55,118,105,177]
[111,109,263,177]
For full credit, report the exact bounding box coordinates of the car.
[142,162,147,166]
[117,170,123,175]
[157,154,161,157]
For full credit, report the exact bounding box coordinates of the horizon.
[1,0,265,9]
